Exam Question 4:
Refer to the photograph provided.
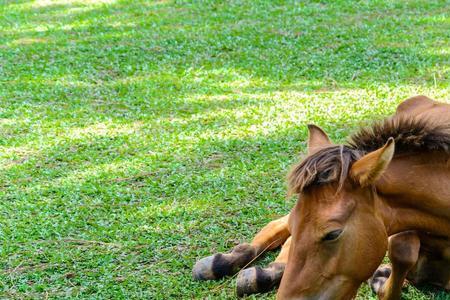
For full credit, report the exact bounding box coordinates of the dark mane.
[289,117,450,195]
[349,117,450,154]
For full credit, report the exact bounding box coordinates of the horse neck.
[375,152,450,237]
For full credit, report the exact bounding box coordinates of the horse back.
[395,95,450,124]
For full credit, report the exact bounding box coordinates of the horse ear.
[307,124,332,155]
[350,138,395,186]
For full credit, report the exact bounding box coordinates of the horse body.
[377,153,450,235]
[380,96,450,225]
[376,155,450,238]
[193,96,450,300]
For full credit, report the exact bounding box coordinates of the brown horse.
[193,96,450,299]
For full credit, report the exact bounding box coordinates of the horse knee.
[388,231,420,269]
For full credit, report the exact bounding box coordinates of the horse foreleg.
[236,236,291,297]
[250,213,291,253]
[369,231,420,300]
[193,214,290,280]
[406,233,450,291]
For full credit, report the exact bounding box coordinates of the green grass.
[0,0,449,299]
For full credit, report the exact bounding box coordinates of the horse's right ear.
[307,124,332,155]
[350,137,395,187]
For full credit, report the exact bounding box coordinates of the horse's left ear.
[350,138,395,186]
[307,124,333,155]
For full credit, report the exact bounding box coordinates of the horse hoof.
[193,244,257,281]
[236,263,285,297]
[236,267,262,297]
[368,264,391,295]
[193,255,217,280]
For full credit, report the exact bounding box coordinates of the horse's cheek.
[350,217,388,281]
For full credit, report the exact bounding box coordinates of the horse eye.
[322,229,343,241]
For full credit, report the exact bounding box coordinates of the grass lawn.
[1,0,449,299]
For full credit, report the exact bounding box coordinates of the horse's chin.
[323,276,360,300]
[294,276,360,300]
